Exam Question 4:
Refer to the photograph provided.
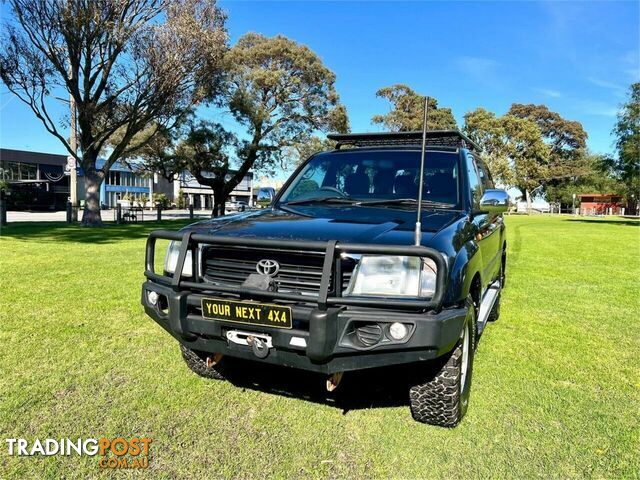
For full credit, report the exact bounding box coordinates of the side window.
[476,160,494,190]
[466,154,483,208]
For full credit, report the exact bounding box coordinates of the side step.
[476,281,501,336]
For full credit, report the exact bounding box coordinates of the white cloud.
[587,77,627,96]
[620,50,640,82]
[455,56,500,79]
[575,99,618,117]
[535,88,563,98]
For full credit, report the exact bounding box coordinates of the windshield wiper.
[358,198,455,208]
[282,196,358,206]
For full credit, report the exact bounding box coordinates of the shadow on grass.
[0,220,195,244]
[566,218,640,227]
[223,357,432,414]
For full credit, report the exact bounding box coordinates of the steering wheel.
[318,186,347,197]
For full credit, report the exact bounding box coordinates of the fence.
[0,200,199,227]
[112,204,195,224]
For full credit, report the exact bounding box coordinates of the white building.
[175,170,254,210]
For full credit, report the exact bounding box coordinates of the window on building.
[108,171,121,185]
[1,162,37,181]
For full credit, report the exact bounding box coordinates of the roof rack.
[327,130,480,152]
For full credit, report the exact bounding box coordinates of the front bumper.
[142,280,467,375]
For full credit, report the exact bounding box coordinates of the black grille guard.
[144,230,447,311]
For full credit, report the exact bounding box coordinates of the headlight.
[164,241,193,277]
[344,255,437,297]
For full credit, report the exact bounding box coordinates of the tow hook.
[326,372,344,392]
[246,335,270,359]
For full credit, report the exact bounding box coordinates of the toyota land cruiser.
[141,130,509,427]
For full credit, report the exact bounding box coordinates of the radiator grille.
[202,246,355,295]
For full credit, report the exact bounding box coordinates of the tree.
[502,115,550,210]
[463,108,513,186]
[209,33,345,215]
[288,136,337,167]
[509,104,590,200]
[289,105,350,167]
[545,153,625,208]
[136,34,347,216]
[0,0,227,225]
[464,108,550,212]
[611,82,640,214]
[372,84,457,131]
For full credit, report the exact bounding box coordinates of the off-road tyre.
[409,298,476,427]
[180,344,229,380]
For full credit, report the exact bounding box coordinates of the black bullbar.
[143,229,447,311]
[142,229,466,370]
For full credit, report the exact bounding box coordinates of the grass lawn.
[0,215,638,479]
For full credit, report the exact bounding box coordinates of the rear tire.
[409,298,476,427]
[180,344,230,380]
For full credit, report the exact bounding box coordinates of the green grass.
[1,216,639,479]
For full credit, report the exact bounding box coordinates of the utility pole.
[69,91,78,221]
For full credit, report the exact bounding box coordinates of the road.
[5,208,217,223]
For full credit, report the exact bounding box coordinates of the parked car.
[225,200,249,212]
[142,130,509,427]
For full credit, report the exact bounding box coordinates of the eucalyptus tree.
[509,103,589,197]
[131,33,348,217]
[611,83,640,213]
[0,0,227,225]
[464,108,550,212]
[372,84,457,131]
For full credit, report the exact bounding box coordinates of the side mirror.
[256,187,276,208]
[479,189,510,215]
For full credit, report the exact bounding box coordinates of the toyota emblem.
[256,259,280,276]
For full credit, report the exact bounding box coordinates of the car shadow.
[224,357,420,413]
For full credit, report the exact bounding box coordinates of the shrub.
[153,193,170,209]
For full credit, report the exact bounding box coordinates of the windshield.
[279,150,460,207]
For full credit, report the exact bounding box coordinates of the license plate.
[200,298,292,329]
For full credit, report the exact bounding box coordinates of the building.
[176,170,254,209]
[578,194,624,215]
[0,148,69,210]
[1,148,254,210]
[96,159,160,208]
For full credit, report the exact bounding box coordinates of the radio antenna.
[414,96,429,246]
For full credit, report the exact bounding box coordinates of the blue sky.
[1,1,638,159]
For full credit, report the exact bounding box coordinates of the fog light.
[147,291,159,306]
[389,322,408,340]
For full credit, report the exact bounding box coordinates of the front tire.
[409,299,476,427]
[180,344,230,380]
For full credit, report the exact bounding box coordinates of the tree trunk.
[525,189,532,215]
[81,167,104,226]
[211,184,227,218]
